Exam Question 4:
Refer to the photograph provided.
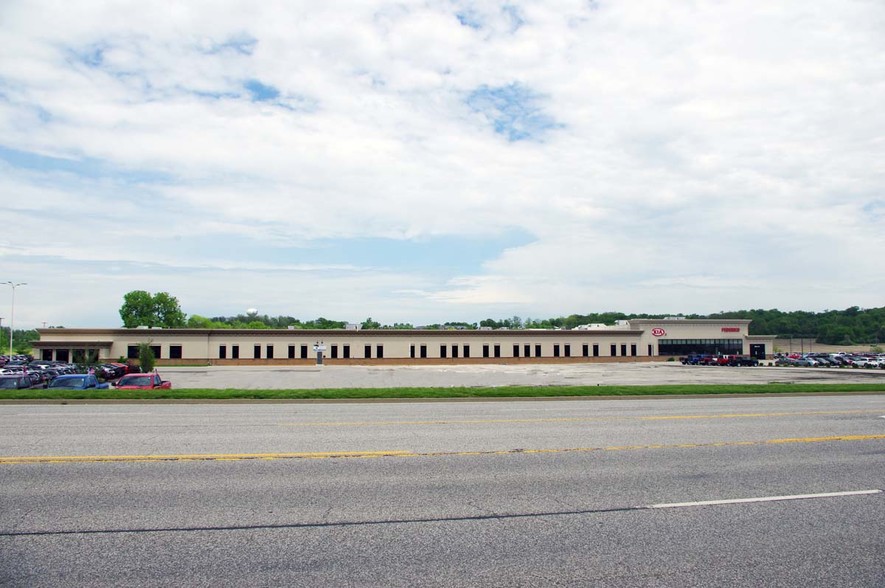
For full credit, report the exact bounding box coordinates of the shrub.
[138,342,155,373]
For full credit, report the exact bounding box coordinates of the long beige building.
[32,319,776,365]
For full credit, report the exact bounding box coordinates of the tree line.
[115,291,885,346]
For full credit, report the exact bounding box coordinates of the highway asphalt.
[1,395,883,586]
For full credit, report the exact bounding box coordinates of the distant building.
[32,319,775,365]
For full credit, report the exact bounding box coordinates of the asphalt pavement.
[158,362,885,389]
[1,395,883,586]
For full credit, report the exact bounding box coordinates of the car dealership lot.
[160,361,885,389]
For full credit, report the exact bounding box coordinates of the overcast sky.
[1,1,883,329]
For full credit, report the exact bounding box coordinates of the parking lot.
[160,362,885,390]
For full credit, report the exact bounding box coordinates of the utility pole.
[5,282,26,356]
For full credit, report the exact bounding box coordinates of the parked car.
[729,355,760,367]
[25,371,46,388]
[0,375,37,389]
[47,374,109,390]
[114,372,172,390]
[851,357,878,368]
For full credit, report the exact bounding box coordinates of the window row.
[396,343,641,359]
[122,342,650,360]
[216,344,385,360]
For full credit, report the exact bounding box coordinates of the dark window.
[219,345,227,359]
[73,349,85,363]
[170,345,182,359]
[513,344,520,358]
[288,345,296,359]
[376,345,383,359]
[648,344,653,356]
[621,344,628,357]
[535,344,541,358]
[331,345,338,359]
[524,344,531,357]
[420,345,427,359]
[410,345,416,359]
[483,345,490,358]
[266,345,274,359]
[127,345,139,359]
[494,345,501,358]
[232,345,240,359]
[593,344,599,357]
[564,344,571,358]
[631,344,637,357]
[365,345,372,359]
[582,344,589,357]
[253,345,261,359]
[301,345,308,359]
[553,344,560,358]
[463,345,470,358]
[343,345,351,359]
[56,349,70,362]
[42,349,53,361]
[657,339,743,356]
[151,346,161,359]
[452,345,459,359]
[610,344,617,357]
[440,345,447,359]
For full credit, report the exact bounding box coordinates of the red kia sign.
[651,328,666,337]
[721,327,740,332]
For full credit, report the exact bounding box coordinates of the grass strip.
[1,383,884,400]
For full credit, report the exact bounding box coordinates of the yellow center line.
[1,435,883,465]
[279,410,881,428]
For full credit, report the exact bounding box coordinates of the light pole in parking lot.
[313,341,326,366]
[4,282,26,357]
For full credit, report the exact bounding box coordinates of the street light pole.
[5,282,26,357]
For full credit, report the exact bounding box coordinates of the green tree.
[119,290,155,328]
[361,317,381,329]
[138,342,155,373]
[153,292,187,327]
[119,291,187,328]
[187,314,214,328]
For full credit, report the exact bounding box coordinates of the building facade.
[32,319,776,365]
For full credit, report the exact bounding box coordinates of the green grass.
[1,383,883,401]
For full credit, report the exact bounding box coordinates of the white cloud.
[0,0,883,328]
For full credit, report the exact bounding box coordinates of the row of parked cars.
[680,354,761,366]
[773,353,885,368]
[0,359,172,390]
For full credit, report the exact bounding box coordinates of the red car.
[114,372,172,390]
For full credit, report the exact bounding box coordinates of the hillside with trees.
[181,306,885,345]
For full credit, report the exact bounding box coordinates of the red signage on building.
[651,328,666,337]
[721,327,740,332]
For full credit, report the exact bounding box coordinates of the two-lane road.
[1,395,883,586]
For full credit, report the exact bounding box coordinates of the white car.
[851,357,877,368]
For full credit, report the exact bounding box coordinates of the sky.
[1,0,883,329]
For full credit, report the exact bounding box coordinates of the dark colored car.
[25,371,46,388]
[0,375,36,389]
[47,374,109,390]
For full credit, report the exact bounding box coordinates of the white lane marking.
[647,489,882,509]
